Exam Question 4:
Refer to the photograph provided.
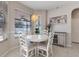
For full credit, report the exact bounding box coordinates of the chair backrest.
[47,32,54,48]
[47,20,55,51]
[19,33,31,50]
[19,34,33,57]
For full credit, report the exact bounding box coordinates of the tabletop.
[26,35,48,42]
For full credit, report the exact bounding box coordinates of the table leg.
[37,47,39,57]
[35,47,37,57]
[37,42,40,57]
[35,42,39,57]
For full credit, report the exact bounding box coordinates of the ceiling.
[19,1,79,10]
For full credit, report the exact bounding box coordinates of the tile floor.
[53,43,79,57]
[4,47,20,57]
[4,43,79,57]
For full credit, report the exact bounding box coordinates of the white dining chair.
[37,32,54,57]
[37,21,55,57]
[19,34,36,57]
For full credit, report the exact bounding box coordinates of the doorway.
[72,8,79,43]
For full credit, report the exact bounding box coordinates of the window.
[0,11,5,41]
[15,17,31,37]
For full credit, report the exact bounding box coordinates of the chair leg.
[47,51,49,57]
[47,46,53,57]
[50,46,53,57]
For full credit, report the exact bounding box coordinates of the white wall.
[54,24,67,32]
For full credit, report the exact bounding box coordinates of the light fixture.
[31,14,38,23]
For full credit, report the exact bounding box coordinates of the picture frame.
[51,15,67,24]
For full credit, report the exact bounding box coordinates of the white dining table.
[26,35,48,42]
[26,34,48,56]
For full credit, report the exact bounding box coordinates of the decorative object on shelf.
[51,15,67,24]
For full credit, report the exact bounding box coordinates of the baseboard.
[53,44,65,47]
